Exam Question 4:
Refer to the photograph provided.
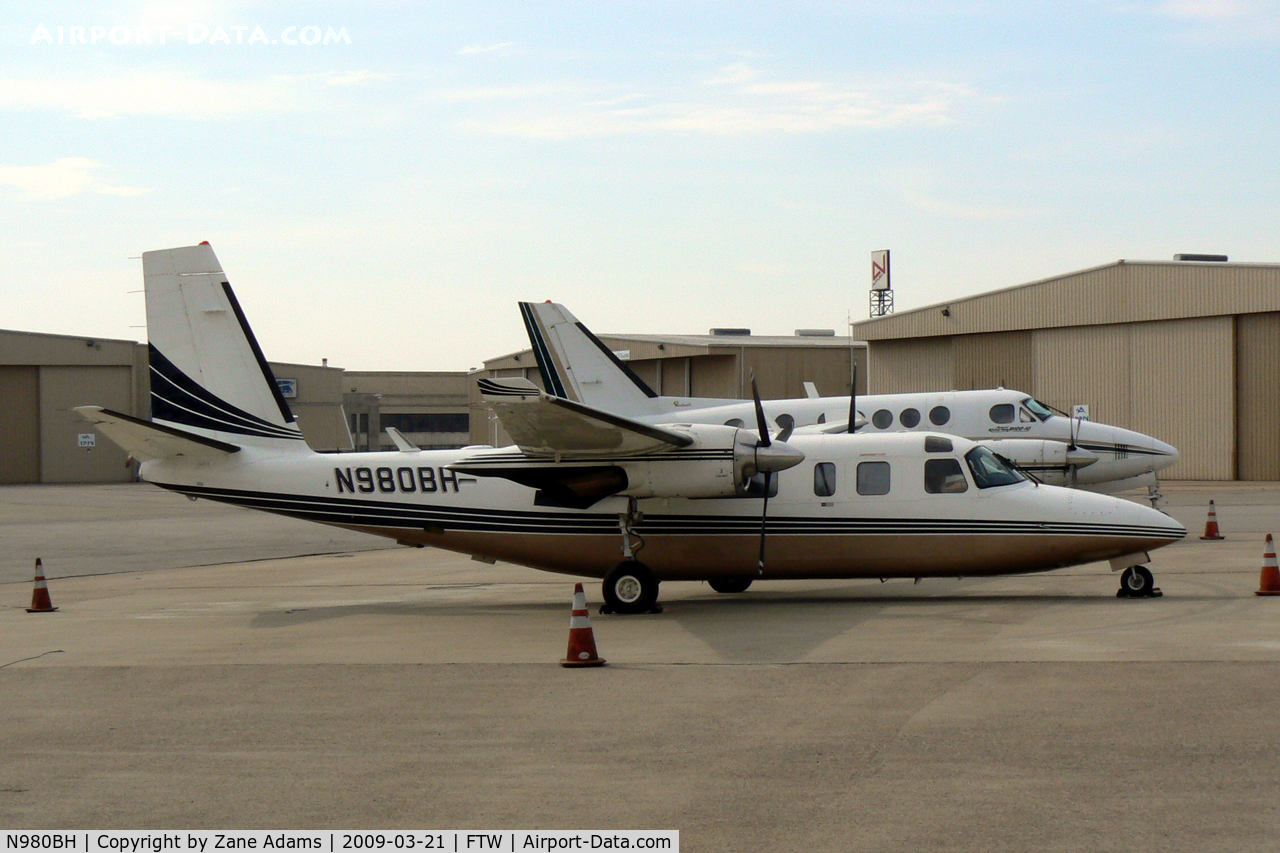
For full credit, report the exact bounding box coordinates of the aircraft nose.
[1152,438,1180,472]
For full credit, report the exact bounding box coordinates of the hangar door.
[0,366,40,483]
[41,366,134,483]
[1237,312,1280,480]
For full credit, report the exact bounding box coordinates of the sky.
[2,1,1278,371]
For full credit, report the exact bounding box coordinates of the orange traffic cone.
[560,583,606,667]
[26,558,58,613]
[1200,500,1225,540]
[1257,535,1280,596]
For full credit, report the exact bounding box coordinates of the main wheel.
[1119,565,1155,597]
[708,577,753,594]
[603,561,659,614]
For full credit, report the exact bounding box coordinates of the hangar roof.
[852,259,1280,341]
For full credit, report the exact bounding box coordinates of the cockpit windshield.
[965,446,1026,488]
[1022,398,1055,422]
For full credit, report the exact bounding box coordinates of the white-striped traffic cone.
[26,558,58,613]
[1201,500,1225,540]
[560,583,605,667]
[1257,535,1280,596]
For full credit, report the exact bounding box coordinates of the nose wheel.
[1117,565,1162,598]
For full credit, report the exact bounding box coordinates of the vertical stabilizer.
[143,243,307,450]
[519,301,661,417]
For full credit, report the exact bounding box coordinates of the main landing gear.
[601,561,661,614]
[708,577,754,594]
[600,500,662,615]
[1117,565,1162,598]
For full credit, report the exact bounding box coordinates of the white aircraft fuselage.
[139,431,1183,583]
[630,390,1178,492]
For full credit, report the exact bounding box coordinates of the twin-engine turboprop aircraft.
[77,244,1186,613]
[515,301,1180,499]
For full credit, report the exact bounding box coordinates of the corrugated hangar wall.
[868,313,1276,481]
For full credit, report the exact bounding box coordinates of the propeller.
[1066,409,1081,487]
[848,363,858,433]
[752,377,772,575]
[746,376,804,575]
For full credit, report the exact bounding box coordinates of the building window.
[857,461,891,495]
[929,406,950,426]
[380,412,470,433]
[872,409,894,429]
[814,462,836,497]
[900,408,921,428]
[989,404,1015,424]
[924,458,969,493]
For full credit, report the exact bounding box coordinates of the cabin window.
[924,436,953,453]
[724,418,745,428]
[965,446,1025,488]
[924,458,969,493]
[929,406,950,426]
[989,404,1015,424]
[872,409,893,429]
[814,462,836,497]
[856,461,891,495]
[900,408,921,428]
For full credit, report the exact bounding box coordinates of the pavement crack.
[1,649,65,668]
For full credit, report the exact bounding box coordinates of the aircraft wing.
[74,406,241,462]
[477,378,693,457]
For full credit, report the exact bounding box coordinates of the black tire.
[1120,565,1155,597]
[602,561,659,614]
[708,577,753,594]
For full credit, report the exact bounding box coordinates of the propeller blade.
[848,363,858,433]
[757,472,771,575]
[751,376,771,447]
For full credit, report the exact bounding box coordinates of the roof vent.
[795,329,835,337]
[710,328,751,336]
[1174,253,1228,262]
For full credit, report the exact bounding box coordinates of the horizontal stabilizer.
[478,378,693,457]
[74,406,240,462]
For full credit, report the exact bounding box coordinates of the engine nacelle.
[618,424,805,499]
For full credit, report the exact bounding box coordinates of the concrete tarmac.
[3,481,1280,850]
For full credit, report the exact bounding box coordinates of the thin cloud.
[0,158,149,199]
[0,70,314,119]
[453,66,973,138]
[1159,0,1246,18]
[457,41,515,55]
[327,70,396,86]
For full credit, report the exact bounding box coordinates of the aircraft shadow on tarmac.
[246,582,1155,662]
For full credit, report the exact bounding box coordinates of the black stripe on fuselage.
[154,483,1184,540]
[1076,442,1171,458]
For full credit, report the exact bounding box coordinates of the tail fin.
[518,301,662,417]
[143,243,308,450]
